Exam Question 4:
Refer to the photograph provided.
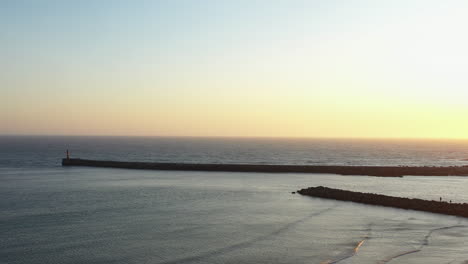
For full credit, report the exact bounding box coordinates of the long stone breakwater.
[62,158,468,177]
[298,186,468,218]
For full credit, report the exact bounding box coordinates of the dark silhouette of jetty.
[62,158,468,177]
[297,186,468,218]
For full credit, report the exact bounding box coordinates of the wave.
[378,224,466,263]
[321,223,373,264]
[158,205,338,264]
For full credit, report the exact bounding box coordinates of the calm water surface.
[1,136,468,263]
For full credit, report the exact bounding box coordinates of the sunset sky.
[2,0,468,138]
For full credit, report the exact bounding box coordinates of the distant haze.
[2,0,468,138]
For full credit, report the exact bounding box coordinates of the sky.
[2,0,468,138]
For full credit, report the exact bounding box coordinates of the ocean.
[2,136,468,264]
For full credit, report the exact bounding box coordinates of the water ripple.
[157,205,338,264]
[378,224,466,264]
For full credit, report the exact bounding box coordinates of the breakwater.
[298,186,468,218]
[61,158,468,177]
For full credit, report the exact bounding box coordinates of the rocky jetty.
[298,186,468,218]
[62,158,468,177]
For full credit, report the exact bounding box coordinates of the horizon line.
[1,133,468,141]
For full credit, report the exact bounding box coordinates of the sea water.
[1,136,468,264]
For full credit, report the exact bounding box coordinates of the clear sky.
[2,0,468,138]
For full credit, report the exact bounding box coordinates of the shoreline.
[297,186,468,218]
[62,158,468,177]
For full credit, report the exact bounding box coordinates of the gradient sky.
[2,0,468,138]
